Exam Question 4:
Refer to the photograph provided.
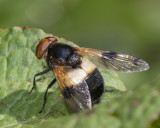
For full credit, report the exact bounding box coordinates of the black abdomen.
[61,58,105,107]
[85,68,105,105]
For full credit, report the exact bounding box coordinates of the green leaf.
[0,27,126,127]
[23,75,160,128]
[106,76,160,128]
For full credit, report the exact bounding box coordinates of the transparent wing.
[75,48,149,72]
[53,66,92,113]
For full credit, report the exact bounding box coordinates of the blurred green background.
[1,0,159,89]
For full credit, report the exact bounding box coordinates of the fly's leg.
[27,69,51,94]
[39,78,56,113]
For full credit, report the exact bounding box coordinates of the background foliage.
[0,0,160,128]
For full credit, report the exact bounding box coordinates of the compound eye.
[36,37,58,59]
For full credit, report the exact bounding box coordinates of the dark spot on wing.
[105,51,117,55]
[102,51,117,61]
[62,86,74,99]
[62,82,90,99]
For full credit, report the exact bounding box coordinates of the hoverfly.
[28,36,149,113]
